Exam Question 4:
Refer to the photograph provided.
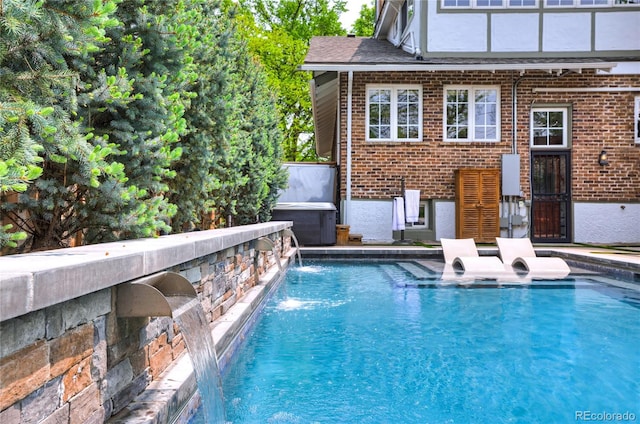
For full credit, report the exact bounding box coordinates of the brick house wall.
[338,70,640,204]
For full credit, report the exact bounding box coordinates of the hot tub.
[271,202,337,246]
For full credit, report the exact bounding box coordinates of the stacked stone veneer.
[0,222,292,423]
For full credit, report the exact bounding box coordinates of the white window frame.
[404,201,431,229]
[442,0,472,7]
[530,107,569,148]
[443,85,501,142]
[441,0,539,7]
[366,85,423,142]
[545,0,577,6]
[507,0,538,6]
[442,0,638,7]
[578,0,611,6]
[634,96,640,144]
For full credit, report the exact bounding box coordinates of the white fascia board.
[299,62,618,73]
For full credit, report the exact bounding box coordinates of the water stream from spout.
[288,232,303,267]
[167,296,226,424]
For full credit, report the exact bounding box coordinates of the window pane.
[549,129,563,145]
[409,104,419,124]
[443,0,471,5]
[473,89,497,140]
[368,89,391,140]
[476,104,486,124]
[533,129,547,145]
[408,126,419,139]
[381,104,391,125]
[549,112,563,127]
[398,104,407,124]
[478,0,504,6]
[380,126,390,138]
[369,104,379,125]
[533,111,547,127]
[457,105,468,124]
[398,126,407,138]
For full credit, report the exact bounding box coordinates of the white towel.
[392,197,405,231]
[404,189,420,223]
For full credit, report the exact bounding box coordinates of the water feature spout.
[116,272,226,423]
[283,228,303,267]
[256,236,284,273]
[116,271,197,318]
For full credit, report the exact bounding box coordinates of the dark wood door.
[531,152,571,243]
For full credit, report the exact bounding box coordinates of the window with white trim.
[635,96,640,143]
[442,0,638,7]
[444,86,500,142]
[367,85,422,142]
[508,0,537,5]
[442,0,539,7]
[405,201,431,229]
[546,0,575,6]
[530,107,568,147]
[443,0,471,6]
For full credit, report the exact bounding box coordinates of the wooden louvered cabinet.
[455,168,500,243]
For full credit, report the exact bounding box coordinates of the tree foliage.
[237,0,347,161]
[0,0,287,252]
[352,1,375,37]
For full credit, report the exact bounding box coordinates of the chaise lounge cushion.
[496,237,570,278]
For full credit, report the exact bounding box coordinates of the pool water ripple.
[192,261,639,423]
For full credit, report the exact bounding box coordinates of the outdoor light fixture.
[598,150,609,166]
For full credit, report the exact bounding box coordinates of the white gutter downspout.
[345,70,353,226]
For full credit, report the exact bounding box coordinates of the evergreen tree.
[76,0,193,244]
[168,0,235,230]
[0,0,125,250]
[169,0,286,230]
[2,0,288,251]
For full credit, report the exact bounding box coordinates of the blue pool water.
[194,261,639,423]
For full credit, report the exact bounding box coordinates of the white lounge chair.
[496,237,570,279]
[440,238,506,279]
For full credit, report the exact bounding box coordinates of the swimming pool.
[194,261,639,423]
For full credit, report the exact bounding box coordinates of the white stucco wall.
[595,12,640,51]
[427,2,486,52]
[491,14,539,52]
[343,200,640,244]
[543,13,591,52]
[573,203,640,244]
[343,199,395,243]
[435,201,456,241]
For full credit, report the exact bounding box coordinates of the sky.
[339,0,371,31]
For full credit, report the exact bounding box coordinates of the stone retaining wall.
[0,222,292,423]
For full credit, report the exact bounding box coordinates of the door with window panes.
[530,107,571,243]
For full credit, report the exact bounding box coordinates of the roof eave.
[300,62,619,73]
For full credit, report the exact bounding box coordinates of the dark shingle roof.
[303,36,640,69]
[305,36,417,64]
